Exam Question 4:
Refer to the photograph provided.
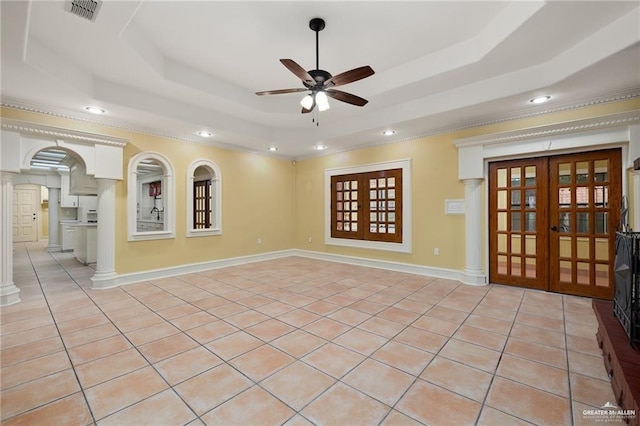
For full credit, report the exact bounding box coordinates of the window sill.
[187,229,222,238]
[325,236,411,253]
[129,231,175,241]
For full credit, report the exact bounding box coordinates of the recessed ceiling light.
[314,144,327,150]
[198,131,213,137]
[268,147,278,152]
[85,106,105,114]
[382,130,396,136]
[529,96,551,104]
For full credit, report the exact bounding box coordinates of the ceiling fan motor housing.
[304,69,333,89]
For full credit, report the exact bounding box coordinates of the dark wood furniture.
[594,299,640,426]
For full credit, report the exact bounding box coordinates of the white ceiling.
[1,1,639,159]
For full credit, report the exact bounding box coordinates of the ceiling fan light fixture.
[316,91,330,111]
[300,94,314,110]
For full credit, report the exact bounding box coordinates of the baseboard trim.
[91,249,296,289]
[293,249,487,286]
[91,248,487,290]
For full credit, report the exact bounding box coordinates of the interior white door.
[13,188,38,242]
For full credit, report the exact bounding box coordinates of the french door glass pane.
[576,161,589,183]
[595,264,609,286]
[498,190,507,209]
[595,212,608,234]
[594,159,608,182]
[576,212,589,233]
[525,189,536,208]
[595,238,609,261]
[511,190,521,208]
[526,258,536,278]
[559,237,572,257]
[576,237,589,260]
[511,235,521,254]
[577,262,590,284]
[525,235,536,255]
[511,212,521,231]
[525,213,536,231]
[511,168,521,186]
[559,163,571,184]
[497,169,507,187]
[525,166,536,186]
[559,212,571,232]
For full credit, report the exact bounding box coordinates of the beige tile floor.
[0,242,617,425]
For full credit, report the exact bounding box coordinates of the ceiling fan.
[256,18,375,114]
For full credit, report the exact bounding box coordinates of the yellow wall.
[3,96,638,277]
[294,135,467,270]
[293,98,639,271]
[2,107,295,274]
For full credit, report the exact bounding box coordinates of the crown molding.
[1,118,129,147]
[440,88,640,138]
[0,98,284,158]
[3,88,639,158]
[454,109,640,148]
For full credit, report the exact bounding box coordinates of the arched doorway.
[1,120,127,305]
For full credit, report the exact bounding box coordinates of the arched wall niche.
[186,159,222,237]
[127,151,176,241]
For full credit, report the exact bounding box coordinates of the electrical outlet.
[434,248,439,256]
[308,237,312,243]
[257,238,262,244]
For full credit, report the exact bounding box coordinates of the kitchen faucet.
[150,207,162,221]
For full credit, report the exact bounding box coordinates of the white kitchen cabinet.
[70,162,98,195]
[73,223,97,264]
[60,172,79,208]
[60,221,78,251]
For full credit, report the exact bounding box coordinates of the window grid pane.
[193,180,212,229]
[331,169,402,243]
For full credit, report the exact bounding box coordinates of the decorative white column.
[46,187,61,252]
[1,172,21,305]
[91,178,117,289]
[462,178,486,285]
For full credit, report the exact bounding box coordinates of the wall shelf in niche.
[445,199,465,215]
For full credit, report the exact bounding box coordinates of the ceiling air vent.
[64,0,103,22]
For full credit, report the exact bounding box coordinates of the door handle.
[550,225,558,231]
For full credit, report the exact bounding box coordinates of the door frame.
[12,185,39,243]
[454,116,638,287]
[488,150,622,298]
[483,141,630,287]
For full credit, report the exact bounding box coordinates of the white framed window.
[325,159,412,253]
[186,159,222,237]
[127,152,175,241]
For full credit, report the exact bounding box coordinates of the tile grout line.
[474,287,529,425]
[5,244,604,426]
[47,246,215,424]
[9,242,99,425]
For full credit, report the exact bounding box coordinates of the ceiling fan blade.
[302,106,313,114]
[324,66,374,88]
[255,88,308,96]
[326,89,368,106]
[280,59,314,84]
